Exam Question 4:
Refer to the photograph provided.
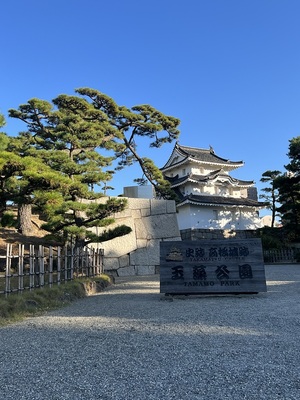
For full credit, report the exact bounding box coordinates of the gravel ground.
[0,264,300,400]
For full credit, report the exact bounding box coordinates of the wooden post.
[64,245,68,282]
[90,248,93,276]
[75,247,80,276]
[49,246,53,288]
[94,248,98,276]
[57,247,61,285]
[85,247,89,277]
[100,249,104,275]
[29,245,35,291]
[18,244,24,294]
[79,247,83,276]
[39,245,44,288]
[70,246,74,281]
[5,244,12,297]
[94,248,99,276]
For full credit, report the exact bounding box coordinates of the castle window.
[213,210,218,220]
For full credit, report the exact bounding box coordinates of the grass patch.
[0,274,113,326]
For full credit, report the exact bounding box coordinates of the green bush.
[0,212,17,228]
[257,226,287,250]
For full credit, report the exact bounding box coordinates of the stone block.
[136,239,148,248]
[131,209,141,219]
[130,247,149,266]
[141,208,151,217]
[117,266,137,276]
[136,265,156,275]
[103,257,119,271]
[127,198,151,210]
[102,233,137,258]
[119,254,130,268]
[130,239,161,265]
[134,218,152,240]
[150,199,167,215]
[99,220,137,257]
[113,208,133,218]
[134,214,180,240]
[146,239,160,265]
[166,200,176,214]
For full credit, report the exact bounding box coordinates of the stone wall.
[91,198,181,277]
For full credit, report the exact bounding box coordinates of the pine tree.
[259,170,281,227]
[8,88,180,245]
[0,148,72,235]
[56,88,180,199]
[8,101,130,244]
[274,137,300,241]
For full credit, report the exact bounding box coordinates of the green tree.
[0,113,5,129]
[0,114,9,214]
[259,170,281,227]
[274,137,300,241]
[0,149,72,235]
[8,98,130,244]
[8,88,180,245]
[0,149,21,216]
[55,88,180,198]
[0,113,74,234]
[0,113,9,151]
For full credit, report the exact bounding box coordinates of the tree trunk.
[0,200,6,219]
[18,203,33,236]
[74,237,86,250]
[0,180,6,218]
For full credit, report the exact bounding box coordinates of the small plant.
[256,226,287,250]
[0,212,17,228]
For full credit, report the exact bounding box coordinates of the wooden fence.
[0,244,104,297]
[263,248,296,264]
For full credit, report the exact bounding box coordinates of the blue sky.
[1,0,300,215]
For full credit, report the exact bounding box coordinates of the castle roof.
[176,193,266,209]
[161,143,244,171]
[166,170,254,188]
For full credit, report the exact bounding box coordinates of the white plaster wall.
[177,205,262,231]
[176,206,192,230]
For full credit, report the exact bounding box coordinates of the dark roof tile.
[177,193,266,208]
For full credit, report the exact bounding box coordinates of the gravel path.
[0,265,300,400]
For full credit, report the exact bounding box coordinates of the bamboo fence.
[0,244,104,297]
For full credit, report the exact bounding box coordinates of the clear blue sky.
[1,0,300,213]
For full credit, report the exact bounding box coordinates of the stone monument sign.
[160,238,267,294]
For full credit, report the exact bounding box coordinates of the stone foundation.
[91,198,181,277]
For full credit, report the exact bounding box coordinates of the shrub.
[0,212,17,228]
